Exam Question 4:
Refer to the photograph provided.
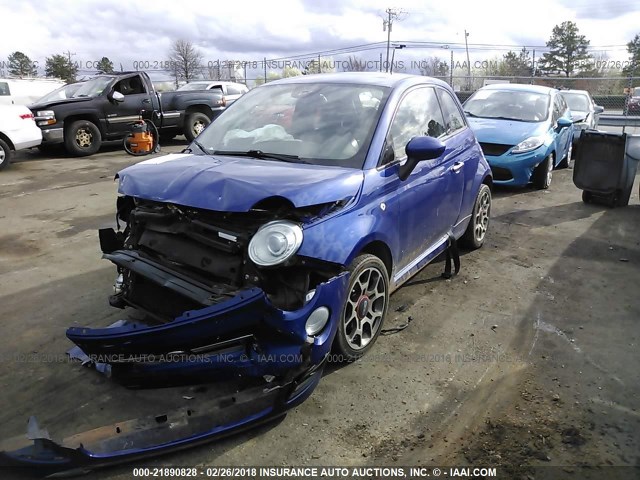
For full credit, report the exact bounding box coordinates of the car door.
[554,94,572,160]
[103,74,152,136]
[382,86,464,273]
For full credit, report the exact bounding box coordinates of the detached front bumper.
[1,251,349,474]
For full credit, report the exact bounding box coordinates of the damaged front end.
[1,195,350,474]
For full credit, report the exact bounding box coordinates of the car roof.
[559,89,590,96]
[478,83,556,95]
[267,72,452,90]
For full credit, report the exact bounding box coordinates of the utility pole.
[464,30,471,90]
[383,8,405,73]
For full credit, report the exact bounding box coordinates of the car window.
[552,96,562,123]
[464,89,550,122]
[194,83,391,169]
[436,88,465,134]
[226,84,246,95]
[0,82,10,96]
[386,87,446,163]
[562,93,590,112]
[114,76,147,96]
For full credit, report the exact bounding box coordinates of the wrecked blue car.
[2,73,492,473]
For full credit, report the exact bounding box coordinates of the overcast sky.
[1,0,639,79]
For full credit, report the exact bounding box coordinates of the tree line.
[4,21,640,85]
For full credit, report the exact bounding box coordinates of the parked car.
[29,72,226,156]
[559,89,604,147]
[627,87,640,115]
[0,78,65,106]
[0,105,42,170]
[6,73,493,471]
[463,83,574,189]
[178,80,248,105]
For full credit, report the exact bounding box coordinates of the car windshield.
[633,87,640,97]
[464,89,550,122]
[178,83,211,91]
[36,83,83,103]
[562,93,590,112]
[194,82,390,168]
[70,77,114,98]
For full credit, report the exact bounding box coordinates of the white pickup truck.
[0,105,42,170]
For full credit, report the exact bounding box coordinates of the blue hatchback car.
[3,73,492,472]
[463,84,574,189]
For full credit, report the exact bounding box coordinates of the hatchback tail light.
[20,113,34,120]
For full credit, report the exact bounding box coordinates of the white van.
[0,78,66,106]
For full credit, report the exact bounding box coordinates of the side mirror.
[557,117,572,129]
[398,136,446,181]
[110,91,125,103]
[594,105,604,114]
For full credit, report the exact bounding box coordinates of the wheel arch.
[0,132,15,151]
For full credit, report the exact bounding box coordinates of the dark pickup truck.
[29,71,226,156]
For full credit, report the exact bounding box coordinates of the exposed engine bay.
[100,196,345,322]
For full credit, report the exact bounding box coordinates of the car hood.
[117,153,364,212]
[29,96,93,111]
[467,117,548,145]
[570,110,588,122]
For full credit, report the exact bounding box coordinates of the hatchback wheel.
[558,142,572,169]
[333,254,389,361]
[533,153,554,189]
[460,183,491,249]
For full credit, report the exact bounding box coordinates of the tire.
[460,184,491,250]
[184,112,211,142]
[582,190,592,204]
[333,254,389,361]
[64,120,102,156]
[558,142,572,169]
[0,138,12,171]
[532,153,554,190]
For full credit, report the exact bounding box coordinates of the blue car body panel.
[117,154,364,212]
[1,73,491,474]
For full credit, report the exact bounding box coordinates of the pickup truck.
[29,72,226,156]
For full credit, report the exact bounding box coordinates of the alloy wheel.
[343,266,387,350]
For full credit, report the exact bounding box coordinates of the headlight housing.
[248,220,303,267]
[511,136,545,154]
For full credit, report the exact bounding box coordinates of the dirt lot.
[0,140,639,479]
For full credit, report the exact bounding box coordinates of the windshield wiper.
[212,149,307,164]
[463,111,479,117]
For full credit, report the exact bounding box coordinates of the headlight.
[511,136,545,154]
[37,110,55,118]
[248,220,303,266]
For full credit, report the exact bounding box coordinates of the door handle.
[142,98,151,104]
[452,161,464,173]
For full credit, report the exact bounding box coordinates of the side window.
[385,87,446,163]
[552,96,562,123]
[0,82,10,96]
[226,84,244,95]
[436,89,465,134]
[113,76,147,96]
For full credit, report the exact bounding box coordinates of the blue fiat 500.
[3,73,492,472]
[464,83,574,189]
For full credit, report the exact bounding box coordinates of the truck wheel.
[65,120,102,156]
[0,139,12,171]
[184,112,210,142]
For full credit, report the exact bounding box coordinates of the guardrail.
[598,115,640,127]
